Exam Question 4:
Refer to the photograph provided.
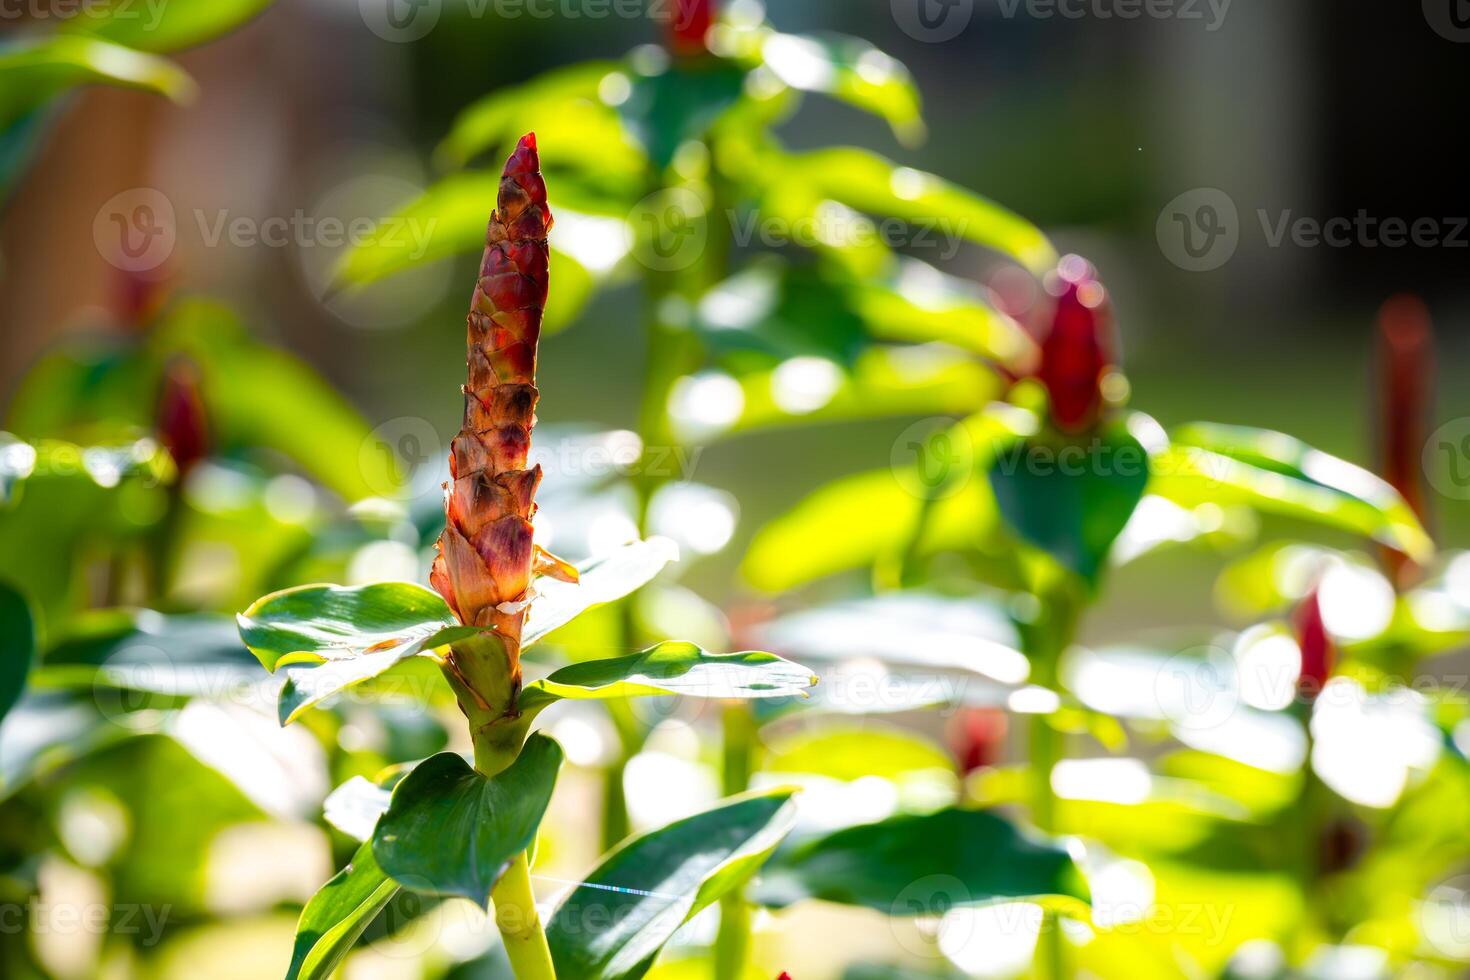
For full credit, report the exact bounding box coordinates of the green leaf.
[786,148,1056,275]
[988,422,1151,582]
[546,790,799,980]
[39,610,264,700]
[0,36,195,130]
[236,582,480,724]
[0,581,36,725]
[518,642,816,714]
[0,437,174,631]
[285,841,400,980]
[682,345,999,443]
[1154,423,1433,564]
[524,537,680,647]
[436,61,626,168]
[752,807,1088,915]
[330,173,613,331]
[764,722,954,783]
[759,33,923,145]
[621,61,746,170]
[372,735,563,904]
[61,0,277,53]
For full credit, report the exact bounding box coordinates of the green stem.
[714,703,758,980]
[1021,583,1080,980]
[491,851,557,980]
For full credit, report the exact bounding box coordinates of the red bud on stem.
[1037,256,1115,433]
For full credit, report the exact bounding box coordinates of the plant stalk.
[714,702,758,980]
[492,851,557,980]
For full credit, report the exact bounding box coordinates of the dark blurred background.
[3,0,1467,636]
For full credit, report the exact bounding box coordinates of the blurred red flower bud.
[669,0,714,55]
[114,267,171,334]
[1036,256,1115,433]
[157,357,209,476]
[948,707,1008,775]
[1375,294,1433,583]
[1293,587,1334,700]
[777,973,792,980]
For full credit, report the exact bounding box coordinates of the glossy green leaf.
[0,36,194,130]
[786,147,1056,275]
[988,422,1151,582]
[237,582,480,724]
[1154,423,1434,564]
[524,537,680,646]
[61,0,277,53]
[546,790,798,980]
[372,735,563,903]
[330,172,610,331]
[759,32,923,145]
[0,581,36,725]
[285,841,400,980]
[518,642,816,714]
[753,807,1088,914]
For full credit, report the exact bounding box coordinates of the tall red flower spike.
[431,133,552,685]
[1294,587,1335,701]
[1376,294,1433,583]
[1037,255,1115,433]
[157,356,209,476]
[669,0,714,55]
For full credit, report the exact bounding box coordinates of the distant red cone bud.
[1376,294,1433,582]
[157,357,209,476]
[1294,588,1335,700]
[115,268,170,333]
[777,974,792,980]
[431,134,552,686]
[1036,256,1114,433]
[948,707,1008,775]
[669,0,714,55]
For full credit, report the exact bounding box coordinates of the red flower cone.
[1037,256,1115,433]
[431,133,552,692]
[157,356,209,477]
[1294,587,1334,701]
[1375,294,1433,584]
[669,0,714,55]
